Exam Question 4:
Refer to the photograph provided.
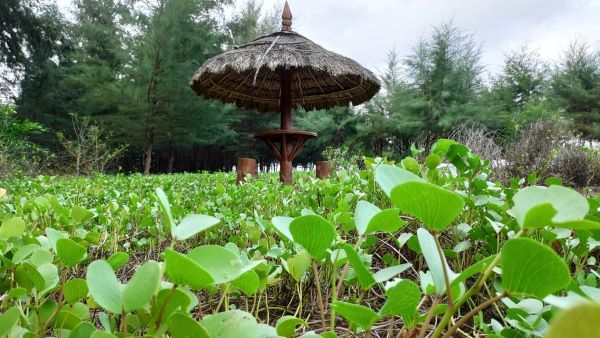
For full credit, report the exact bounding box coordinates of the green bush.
[0,104,50,178]
[0,139,598,337]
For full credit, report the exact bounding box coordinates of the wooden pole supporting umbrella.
[190,1,380,184]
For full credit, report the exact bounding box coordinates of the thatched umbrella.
[190,1,380,183]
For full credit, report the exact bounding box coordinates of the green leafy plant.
[0,138,598,337]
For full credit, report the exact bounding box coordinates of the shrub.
[0,105,50,178]
[57,114,127,175]
[504,119,600,188]
[448,123,504,177]
[323,145,364,173]
[549,142,600,188]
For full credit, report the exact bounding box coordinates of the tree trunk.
[143,0,164,176]
[143,130,153,175]
[167,144,174,174]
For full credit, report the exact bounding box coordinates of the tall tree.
[400,22,484,133]
[551,41,600,139]
[357,50,403,156]
[5,0,69,130]
[295,106,359,163]
[0,0,64,101]
[480,47,553,138]
[56,0,136,141]
[227,0,280,46]
[132,0,232,174]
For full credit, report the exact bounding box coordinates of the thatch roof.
[190,30,381,112]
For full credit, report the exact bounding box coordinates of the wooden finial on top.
[282,1,292,31]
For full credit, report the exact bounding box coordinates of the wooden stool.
[316,160,331,179]
[236,158,258,184]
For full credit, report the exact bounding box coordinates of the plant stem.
[442,292,507,338]
[335,261,350,296]
[434,234,453,310]
[312,260,327,331]
[386,316,395,338]
[356,289,366,304]
[214,284,230,314]
[330,264,337,331]
[334,238,364,298]
[155,284,177,330]
[121,310,128,334]
[40,269,67,334]
[417,296,439,338]
[431,229,526,338]
[328,249,343,331]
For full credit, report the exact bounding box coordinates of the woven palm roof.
[190,4,380,112]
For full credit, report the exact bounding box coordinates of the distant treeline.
[1,0,600,174]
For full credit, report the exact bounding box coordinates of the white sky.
[57,0,600,77]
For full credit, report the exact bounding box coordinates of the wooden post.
[316,160,331,179]
[236,157,258,184]
[279,70,293,184]
[280,70,292,130]
[280,159,292,184]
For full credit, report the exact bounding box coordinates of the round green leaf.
[231,270,260,296]
[401,156,420,174]
[271,216,294,242]
[86,260,122,314]
[39,299,57,324]
[164,248,214,290]
[157,288,194,320]
[64,278,88,305]
[54,308,83,330]
[289,215,336,260]
[11,244,41,264]
[546,302,600,338]
[511,186,600,229]
[501,238,570,298]
[69,321,97,338]
[372,264,411,284]
[354,201,404,236]
[106,252,129,271]
[379,280,420,320]
[285,250,311,282]
[90,331,118,338]
[168,313,210,338]
[57,238,87,267]
[45,227,68,252]
[275,315,307,337]
[331,301,380,330]
[37,263,60,297]
[71,206,94,223]
[187,245,245,284]
[174,214,220,241]
[122,261,161,312]
[343,244,376,290]
[15,262,45,291]
[431,139,458,157]
[200,310,273,338]
[375,165,464,231]
[0,307,21,337]
[425,154,441,170]
[0,217,26,240]
[30,248,54,267]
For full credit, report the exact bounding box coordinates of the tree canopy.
[2,1,600,174]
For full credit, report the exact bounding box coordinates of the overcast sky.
[58,0,600,76]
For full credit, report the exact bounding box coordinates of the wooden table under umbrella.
[190,2,380,184]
